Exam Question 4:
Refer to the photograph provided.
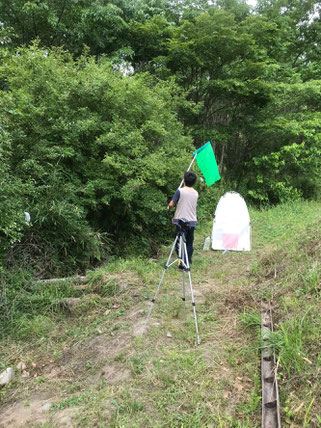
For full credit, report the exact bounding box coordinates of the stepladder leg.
[144,233,200,345]
[182,270,186,314]
[144,236,178,327]
[183,242,200,345]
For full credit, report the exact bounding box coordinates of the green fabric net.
[193,142,220,186]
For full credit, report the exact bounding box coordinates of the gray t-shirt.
[172,187,198,227]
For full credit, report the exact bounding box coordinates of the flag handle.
[178,154,197,189]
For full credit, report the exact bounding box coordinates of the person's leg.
[185,227,195,265]
[175,226,180,256]
[175,226,185,269]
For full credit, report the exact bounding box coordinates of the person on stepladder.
[145,169,200,345]
[145,141,220,346]
[167,171,198,268]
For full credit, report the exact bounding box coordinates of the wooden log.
[36,275,88,285]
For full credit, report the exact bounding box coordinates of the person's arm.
[167,200,175,211]
[167,189,180,211]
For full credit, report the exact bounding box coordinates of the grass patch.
[0,200,320,427]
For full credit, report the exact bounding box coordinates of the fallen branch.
[36,275,88,285]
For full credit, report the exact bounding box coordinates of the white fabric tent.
[212,192,251,251]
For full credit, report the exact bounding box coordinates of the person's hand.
[167,201,175,211]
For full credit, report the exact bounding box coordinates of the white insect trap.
[212,192,251,252]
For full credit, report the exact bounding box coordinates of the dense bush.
[245,81,321,203]
[0,132,29,256]
[0,45,193,275]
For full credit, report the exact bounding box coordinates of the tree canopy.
[0,0,320,274]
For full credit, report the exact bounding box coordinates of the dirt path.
[0,249,263,427]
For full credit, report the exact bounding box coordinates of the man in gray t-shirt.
[167,171,198,265]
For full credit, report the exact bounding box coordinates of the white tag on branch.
[24,212,31,223]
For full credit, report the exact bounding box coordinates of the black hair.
[184,171,197,187]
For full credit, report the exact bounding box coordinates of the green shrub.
[0,45,193,275]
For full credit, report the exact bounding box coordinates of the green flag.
[193,142,220,186]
